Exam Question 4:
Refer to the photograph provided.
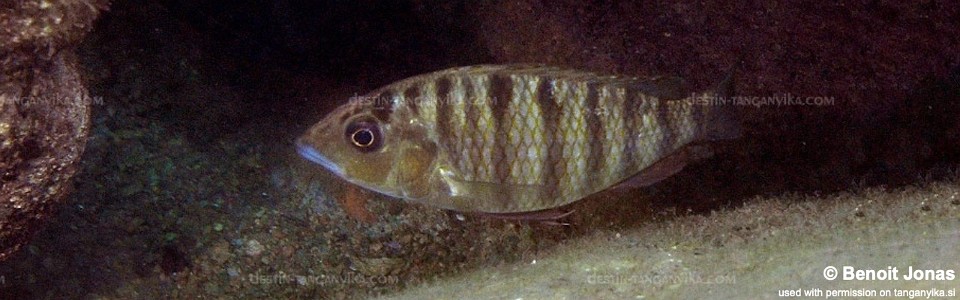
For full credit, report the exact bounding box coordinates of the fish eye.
[352,129,374,146]
[345,121,382,152]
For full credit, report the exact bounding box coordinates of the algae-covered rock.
[0,0,108,261]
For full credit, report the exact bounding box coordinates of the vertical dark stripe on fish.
[584,81,604,186]
[436,75,452,99]
[373,89,395,122]
[403,85,421,116]
[435,77,453,160]
[537,77,561,202]
[489,73,512,186]
[622,86,638,170]
[488,73,513,183]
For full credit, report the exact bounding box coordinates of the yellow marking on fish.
[469,74,496,183]
[553,79,590,198]
[419,80,438,139]
[507,74,546,186]
[636,94,663,167]
[599,85,627,186]
[668,99,697,145]
[450,75,473,180]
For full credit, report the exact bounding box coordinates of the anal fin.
[612,148,692,190]
[479,209,575,226]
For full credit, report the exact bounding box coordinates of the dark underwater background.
[0,0,958,298]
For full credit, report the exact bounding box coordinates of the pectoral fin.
[440,176,546,213]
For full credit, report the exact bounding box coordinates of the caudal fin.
[701,64,742,141]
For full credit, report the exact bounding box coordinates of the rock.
[351,257,405,277]
[226,267,240,278]
[244,239,264,257]
[0,0,109,261]
[209,241,232,264]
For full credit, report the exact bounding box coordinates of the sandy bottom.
[382,181,960,299]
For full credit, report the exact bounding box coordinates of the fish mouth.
[296,138,404,200]
[295,139,345,177]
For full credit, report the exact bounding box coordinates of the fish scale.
[296,64,740,215]
[596,85,625,187]
[433,68,683,211]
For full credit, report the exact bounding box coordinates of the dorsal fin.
[634,76,691,100]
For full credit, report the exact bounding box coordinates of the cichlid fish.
[296,65,740,218]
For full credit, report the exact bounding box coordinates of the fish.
[296,65,740,218]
